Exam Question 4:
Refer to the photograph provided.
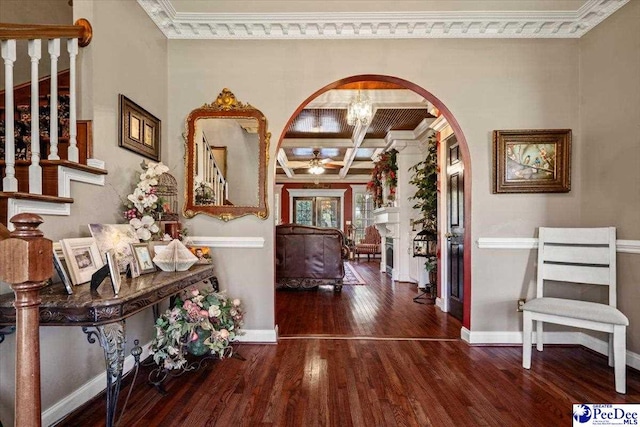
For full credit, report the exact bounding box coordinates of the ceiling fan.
[288,149,344,175]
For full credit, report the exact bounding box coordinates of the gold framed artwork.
[119,94,161,161]
[60,237,104,286]
[492,129,571,193]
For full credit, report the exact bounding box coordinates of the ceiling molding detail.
[137,0,629,40]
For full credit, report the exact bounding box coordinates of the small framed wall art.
[119,94,161,161]
[60,237,104,286]
[492,129,571,193]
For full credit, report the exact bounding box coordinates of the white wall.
[0,1,168,425]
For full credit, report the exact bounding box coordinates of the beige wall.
[579,1,640,351]
[0,1,168,425]
[168,37,581,334]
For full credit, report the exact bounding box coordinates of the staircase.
[0,20,106,228]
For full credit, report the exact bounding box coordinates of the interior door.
[446,136,464,321]
[293,197,341,228]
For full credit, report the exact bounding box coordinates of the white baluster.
[67,38,79,162]
[1,40,18,192]
[48,39,60,160]
[28,39,42,194]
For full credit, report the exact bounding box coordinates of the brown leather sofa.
[276,224,348,292]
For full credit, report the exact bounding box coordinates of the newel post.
[0,214,52,427]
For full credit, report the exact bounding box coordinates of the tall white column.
[47,39,60,160]
[28,39,42,194]
[67,38,79,162]
[2,40,18,192]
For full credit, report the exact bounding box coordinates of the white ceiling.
[137,0,628,39]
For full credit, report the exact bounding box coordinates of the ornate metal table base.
[148,346,245,395]
[83,323,127,427]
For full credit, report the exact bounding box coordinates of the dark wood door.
[446,136,464,321]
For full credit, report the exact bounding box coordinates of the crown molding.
[137,0,629,40]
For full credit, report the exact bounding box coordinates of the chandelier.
[346,91,373,126]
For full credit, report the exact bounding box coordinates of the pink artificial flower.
[190,331,198,342]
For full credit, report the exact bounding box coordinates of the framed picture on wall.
[492,129,571,193]
[119,94,161,161]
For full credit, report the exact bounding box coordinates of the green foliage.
[409,135,438,232]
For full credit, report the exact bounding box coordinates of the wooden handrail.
[0,18,92,46]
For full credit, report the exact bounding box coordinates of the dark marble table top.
[0,264,215,326]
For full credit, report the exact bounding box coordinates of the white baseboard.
[42,340,152,426]
[461,327,640,371]
[42,328,277,425]
[236,328,278,343]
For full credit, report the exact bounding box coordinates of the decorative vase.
[185,328,209,356]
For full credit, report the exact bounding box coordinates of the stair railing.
[0,19,92,193]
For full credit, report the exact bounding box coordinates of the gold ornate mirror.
[183,89,270,221]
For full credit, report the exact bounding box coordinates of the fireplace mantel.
[373,206,400,238]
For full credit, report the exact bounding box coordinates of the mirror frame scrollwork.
[183,88,270,221]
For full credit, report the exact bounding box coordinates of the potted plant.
[408,135,437,231]
[149,287,244,370]
[409,135,438,286]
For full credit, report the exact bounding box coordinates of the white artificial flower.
[130,215,159,241]
[127,187,149,212]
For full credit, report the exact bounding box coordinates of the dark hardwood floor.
[276,260,460,338]
[58,260,640,426]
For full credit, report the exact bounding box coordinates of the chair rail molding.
[137,0,629,40]
[187,236,265,248]
[476,237,640,254]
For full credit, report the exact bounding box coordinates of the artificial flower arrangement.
[122,161,170,241]
[366,149,398,208]
[149,287,244,370]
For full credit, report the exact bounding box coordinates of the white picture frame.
[60,237,104,286]
[105,249,122,295]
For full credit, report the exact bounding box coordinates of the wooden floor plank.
[57,261,640,426]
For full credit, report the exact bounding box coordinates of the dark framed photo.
[130,242,156,274]
[105,249,122,295]
[493,129,571,193]
[119,94,160,161]
[52,242,73,294]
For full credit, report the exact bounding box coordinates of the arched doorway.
[275,74,472,331]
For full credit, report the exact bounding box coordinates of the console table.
[0,264,216,427]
